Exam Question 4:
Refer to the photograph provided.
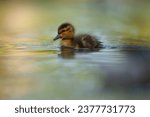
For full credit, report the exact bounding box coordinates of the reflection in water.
[58,47,101,59]
[58,48,75,59]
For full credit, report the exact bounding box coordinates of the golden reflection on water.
[0,77,34,99]
[0,45,39,99]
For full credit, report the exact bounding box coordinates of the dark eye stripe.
[61,30,65,33]
[59,30,64,34]
[58,27,71,34]
[60,29,68,33]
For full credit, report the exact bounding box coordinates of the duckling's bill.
[53,35,60,41]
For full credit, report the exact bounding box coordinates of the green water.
[0,0,150,99]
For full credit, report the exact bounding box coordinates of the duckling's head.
[53,23,75,41]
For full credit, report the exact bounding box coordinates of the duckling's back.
[74,34,102,50]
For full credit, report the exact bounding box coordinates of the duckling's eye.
[59,30,66,34]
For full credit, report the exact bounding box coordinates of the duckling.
[53,23,102,50]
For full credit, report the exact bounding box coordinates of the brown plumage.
[53,23,102,50]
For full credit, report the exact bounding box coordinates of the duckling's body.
[74,34,101,49]
[53,23,102,50]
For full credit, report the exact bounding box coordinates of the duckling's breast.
[61,39,74,48]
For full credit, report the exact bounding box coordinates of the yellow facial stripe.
[58,26,72,34]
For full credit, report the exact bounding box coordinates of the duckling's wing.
[74,35,85,48]
[74,34,103,49]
